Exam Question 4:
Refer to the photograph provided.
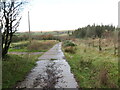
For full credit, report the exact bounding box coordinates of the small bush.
[63,40,76,47]
[64,46,76,54]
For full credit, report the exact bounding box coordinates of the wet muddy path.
[16,42,78,88]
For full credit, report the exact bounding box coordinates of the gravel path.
[16,42,78,89]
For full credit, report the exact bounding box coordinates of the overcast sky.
[18,0,119,32]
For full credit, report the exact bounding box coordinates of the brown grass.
[99,68,108,86]
[27,40,57,51]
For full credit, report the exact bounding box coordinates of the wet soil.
[16,42,78,88]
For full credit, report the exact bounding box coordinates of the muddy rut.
[16,42,78,88]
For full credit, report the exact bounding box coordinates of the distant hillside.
[16,30,75,36]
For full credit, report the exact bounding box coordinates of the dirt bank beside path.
[16,42,78,88]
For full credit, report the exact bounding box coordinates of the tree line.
[72,24,119,54]
[72,24,116,38]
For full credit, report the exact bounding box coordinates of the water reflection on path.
[16,42,78,88]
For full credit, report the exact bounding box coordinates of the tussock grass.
[64,46,76,54]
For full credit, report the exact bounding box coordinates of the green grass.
[63,43,118,88]
[2,54,42,88]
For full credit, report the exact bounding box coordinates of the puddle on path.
[16,42,78,88]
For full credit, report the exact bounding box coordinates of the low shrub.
[64,46,76,54]
[63,40,76,47]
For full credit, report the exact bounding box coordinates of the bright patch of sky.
[19,0,119,32]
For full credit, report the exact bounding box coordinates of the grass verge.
[63,43,118,88]
[2,54,41,88]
